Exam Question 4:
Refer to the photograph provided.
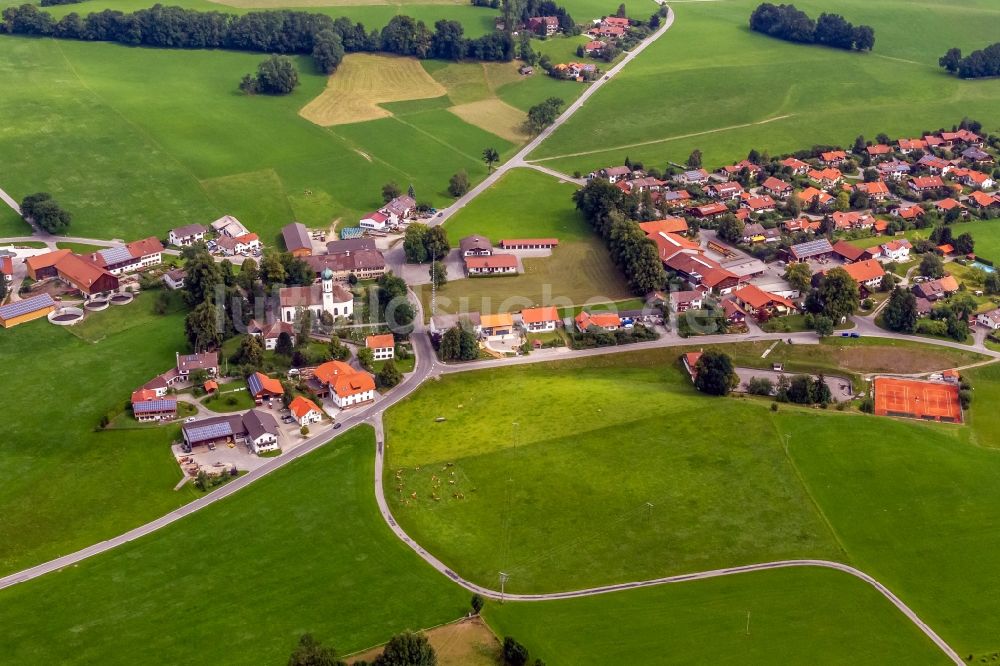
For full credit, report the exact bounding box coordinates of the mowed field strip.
[449,98,529,143]
[299,54,447,126]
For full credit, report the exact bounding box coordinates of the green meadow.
[529,0,1000,173]
[0,292,200,576]
[0,427,469,664]
[486,567,948,665]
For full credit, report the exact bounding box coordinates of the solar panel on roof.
[0,293,55,319]
[185,421,233,442]
[134,399,177,413]
[247,373,263,395]
[790,239,833,257]
[340,227,363,239]
[99,246,134,265]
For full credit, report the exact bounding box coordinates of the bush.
[747,376,774,396]
[503,637,530,666]
[240,55,299,95]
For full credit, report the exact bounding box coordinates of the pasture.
[384,348,845,592]
[529,0,1000,174]
[486,567,948,665]
[0,292,200,576]
[0,427,470,664]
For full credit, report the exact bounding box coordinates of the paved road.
[429,5,675,227]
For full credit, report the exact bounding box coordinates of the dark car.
[333,423,342,430]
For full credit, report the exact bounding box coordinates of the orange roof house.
[841,259,885,287]
[289,395,323,424]
[365,333,394,350]
[313,360,376,407]
[520,306,560,330]
[731,285,795,320]
[575,311,621,332]
[247,372,284,402]
[639,217,688,236]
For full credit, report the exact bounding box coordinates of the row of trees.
[20,192,72,234]
[573,179,667,295]
[749,3,875,51]
[940,43,1000,79]
[288,631,434,666]
[0,5,516,74]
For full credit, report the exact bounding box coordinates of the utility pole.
[499,572,510,604]
[430,256,437,319]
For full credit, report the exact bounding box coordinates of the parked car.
[333,423,342,430]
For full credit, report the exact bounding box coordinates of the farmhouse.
[87,237,163,275]
[50,253,120,298]
[211,215,250,238]
[130,389,177,422]
[216,233,260,256]
[465,254,518,276]
[0,293,56,328]
[247,372,284,404]
[176,351,218,379]
[311,360,376,408]
[182,410,280,452]
[0,256,11,284]
[279,270,354,323]
[498,238,559,250]
[788,238,834,262]
[168,224,207,247]
[360,211,389,232]
[731,284,795,320]
[247,319,295,350]
[243,409,281,454]
[289,395,323,427]
[306,245,386,281]
[575,311,621,332]
[366,333,395,360]
[638,218,688,236]
[381,196,416,225]
[282,222,313,257]
[519,306,560,332]
[832,240,867,263]
[460,235,493,256]
[595,166,632,183]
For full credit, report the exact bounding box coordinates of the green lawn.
[415,236,631,317]
[55,242,111,254]
[529,0,1000,173]
[445,168,590,244]
[384,348,845,593]
[201,381,256,412]
[0,427,470,664]
[486,567,949,665]
[0,291,200,576]
[0,205,26,236]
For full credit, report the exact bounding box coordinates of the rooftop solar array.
[790,238,833,257]
[0,293,55,319]
[340,226,363,239]
[99,246,134,265]
[185,421,233,442]
[133,399,177,413]
[247,373,264,395]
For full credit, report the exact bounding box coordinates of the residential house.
[465,254,518,276]
[808,167,843,189]
[880,239,912,262]
[952,168,994,190]
[762,176,793,198]
[740,194,776,213]
[780,157,810,175]
[913,275,960,301]
[311,360,376,408]
[682,351,702,382]
[519,306,560,332]
[917,155,952,175]
[168,224,208,247]
[459,235,493,256]
[282,222,313,257]
[893,204,925,221]
[216,233,260,256]
[211,215,250,238]
[866,144,892,160]
[934,198,968,217]
[163,268,186,290]
[828,211,875,231]
[130,389,176,422]
[717,160,762,180]
[969,191,1000,210]
[896,138,927,154]
[977,308,1000,330]
[596,166,632,183]
[366,333,395,360]
[688,202,729,219]
[909,175,945,193]
[940,129,983,146]
[670,290,703,312]
[176,351,219,379]
[480,312,514,337]
[741,223,767,244]
[854,180,890,201]
[575,311,621,332]
[877,160,911,180]
[429,312,481,337]
[0,293,56,328]
[707,182,744,200]
[819,150,848,166]
[797,187,834,208]
[278,270,354,323]
[677,168,710,185]
[962,147,993,165]
[289,395,323,427]
[380,196,416,225]
[527,15,559,36]
[583,40,606,55]
[248,319,295,350]
[306,243,386,281]
[499,238,560,250]
[841,259,886,291]
[783,218,821,233]
[731,284,795,321]
[721,298,747,325]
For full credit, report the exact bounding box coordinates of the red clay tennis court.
[873,377,962,423]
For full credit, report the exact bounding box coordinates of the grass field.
[529,0,1000,174]
[0,427,470,664]
[0,291,200,576]
[201,381,256,412]
[384,348,845,592]
[55,242,110,254]
[485,567,949,665]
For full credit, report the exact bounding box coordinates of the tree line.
[573,179,667,295]
[749,3,874,51]
[939,42,1000,79]
[0,4,516,75]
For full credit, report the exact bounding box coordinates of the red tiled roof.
[576,311,621,329]
[314,360,376,398]
[366,333,394,350]
[289,395,322,420]
[521,306,560,324]
[465,255,518,270]
[733,284,794,310]
[841,259,885,284]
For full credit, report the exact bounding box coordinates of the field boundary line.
[528,114,794,163]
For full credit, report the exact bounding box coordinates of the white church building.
[279,269,354,324]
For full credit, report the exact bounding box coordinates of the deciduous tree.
[693,349,738,396]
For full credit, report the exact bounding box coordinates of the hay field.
[449,98,529,142]
[299,53,447,126]
[212,0,463,6]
